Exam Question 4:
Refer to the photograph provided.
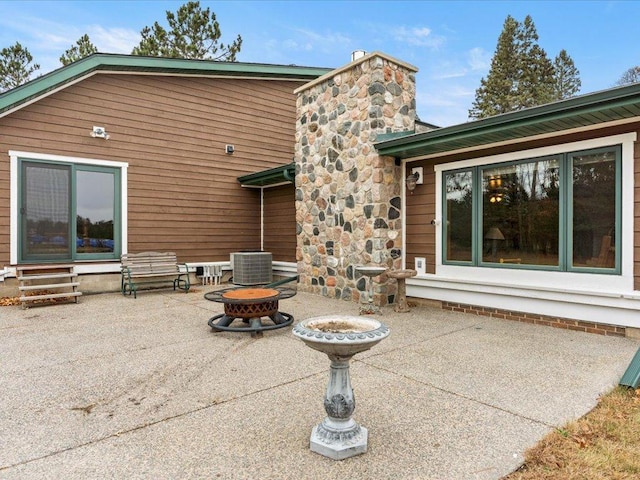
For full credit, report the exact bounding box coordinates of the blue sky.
[0,0,638,126]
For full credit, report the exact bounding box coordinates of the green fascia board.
[238,163,295,187]
[620,346,640,389]
[0,53,333,116]
[375,130,416,142]
[375,82,640,159]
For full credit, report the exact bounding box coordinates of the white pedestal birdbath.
[293,315,390,460]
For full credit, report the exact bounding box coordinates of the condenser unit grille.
[232,252,273,285]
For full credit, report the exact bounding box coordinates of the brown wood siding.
[405,160,436,274]
[0,73,305,265]
[263,184,296,262]
[405,126,640,285]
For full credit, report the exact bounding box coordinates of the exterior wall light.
[91,126,110,140]
[406,172,420,193]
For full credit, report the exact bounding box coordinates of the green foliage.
[615,66,640,86]
[60,34,98,66]
[469,15,580,120]
[0,42,40,92]
[131,0,242,61]
[553,49,581,100]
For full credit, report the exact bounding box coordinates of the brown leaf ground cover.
[504,386,640,479]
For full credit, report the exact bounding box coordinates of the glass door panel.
[22,162,71,260]
[76,170,115,254]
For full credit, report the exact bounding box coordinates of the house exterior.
[2,49,638,337]
[288,51,639,337]
[0,53,330,293]
[375,80,640,336]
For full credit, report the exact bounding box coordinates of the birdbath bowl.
[387,269,418,313]
[355,266,387,315]
[293,315,390,460]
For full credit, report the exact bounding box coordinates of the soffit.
[375,83,640,159]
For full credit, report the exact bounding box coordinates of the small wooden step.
[19,282,81,291]
[19,291,82,302]
[17,264,76,272]
[20,292,82,308]
[18,273,78,281]
[17,264,82,308]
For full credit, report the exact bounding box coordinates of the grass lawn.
[504,386,640,479]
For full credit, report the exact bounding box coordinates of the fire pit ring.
[205,286,295,337]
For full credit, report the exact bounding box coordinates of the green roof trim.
[0,53,333,117]
[375,82,640,159]
[375,130,416,142]
[238,163,295,187]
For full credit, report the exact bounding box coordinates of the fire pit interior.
[205,286,295,337]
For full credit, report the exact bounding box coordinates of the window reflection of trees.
[482,159,560,265]
[572,152,616,268]
[445,171,473,262]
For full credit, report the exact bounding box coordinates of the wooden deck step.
[18,273,78,281]
[19,282,81,291]
[19,291,83,302]
[17,264,82,308]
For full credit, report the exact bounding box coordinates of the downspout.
[260,187,264,251]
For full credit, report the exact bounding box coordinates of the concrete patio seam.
[360,359,556,429]
[0,368,327,473]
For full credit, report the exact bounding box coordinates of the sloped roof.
[0,53,333,118]
[375,82,640,159]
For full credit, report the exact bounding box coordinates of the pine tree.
[553,49,581,100]
[516,16,555,108]
[60,34,98,66]
[469,15,580,119]
[469,15,521,119]
[0,42,40,92]
[131,1,242,61]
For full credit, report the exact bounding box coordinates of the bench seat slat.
[121,252,189,298]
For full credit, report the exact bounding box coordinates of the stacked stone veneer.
[294,53,417,305]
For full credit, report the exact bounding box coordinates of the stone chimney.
[294,52,418,306]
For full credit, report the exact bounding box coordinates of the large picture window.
[442,145,621,273]
[19,159,121,262]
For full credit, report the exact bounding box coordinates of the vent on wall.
[231,252,273,285]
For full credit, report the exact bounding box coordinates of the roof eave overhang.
[0,53,333,118]
[375,83,640,160]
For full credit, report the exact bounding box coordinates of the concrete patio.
[1,286,638,479]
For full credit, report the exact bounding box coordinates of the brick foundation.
[441,301,626,337]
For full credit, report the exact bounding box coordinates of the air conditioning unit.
[231,252,273,285]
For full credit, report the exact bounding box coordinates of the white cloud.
[415,83,476,126]
[393,26,445,49]
[467,47,491,71]
[88,25,140,53]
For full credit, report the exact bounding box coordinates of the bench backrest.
[121,252,179,275]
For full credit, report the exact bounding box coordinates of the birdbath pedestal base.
[387,269,417,313]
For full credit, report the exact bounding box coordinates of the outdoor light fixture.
[90,126,110,140]
[405,172,419,193]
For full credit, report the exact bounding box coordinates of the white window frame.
[9,151,128,271]
[432,132,636,294]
